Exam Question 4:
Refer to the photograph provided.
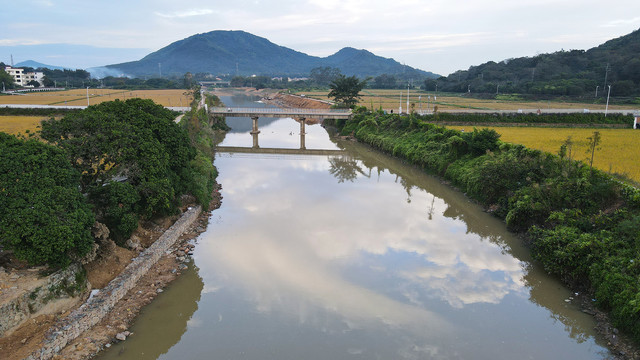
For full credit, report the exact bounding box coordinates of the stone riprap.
[25,205,201,360]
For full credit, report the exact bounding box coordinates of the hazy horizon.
[2,1,639,76]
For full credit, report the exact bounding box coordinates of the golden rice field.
[298,89,629,112]
[447,126,640,182]
[0,89,193,107]
[0,116,48,136]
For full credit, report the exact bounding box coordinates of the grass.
[447,126,640,182]
[0,89,193,107]
[296,89,631,112]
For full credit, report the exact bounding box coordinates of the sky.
[1,0,639,76]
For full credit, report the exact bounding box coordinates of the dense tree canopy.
[40,98,196,242]
[430,28,640,97]
[0,133,95,267]
[328,75,368,108]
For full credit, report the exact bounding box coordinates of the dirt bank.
[0,186,222,360]
[263,92,332,109]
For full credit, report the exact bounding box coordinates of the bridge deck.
[210,107,352,120]
[216,146,346,156]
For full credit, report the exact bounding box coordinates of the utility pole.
[595,85,599,97]
[605,85,611,117]
[86,87,89,106]
[406,83,410,113]
[399,90,402,114]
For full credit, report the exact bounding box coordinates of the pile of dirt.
[265,92,332,109]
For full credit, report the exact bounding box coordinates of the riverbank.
[0,92,222,359]
[0,186,222,360]
[331,109,640,359]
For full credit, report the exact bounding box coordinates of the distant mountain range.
[435,28,640,96]
[105,30,439,79]
[15,60,66,70]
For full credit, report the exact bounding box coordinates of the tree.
[586,131,601,172]
[0,68,15,90]
[328,75,368,108]
[27,80,40,88]
[374,74,397,89]
[310,67,342,86]
[0,133,94,267]
[40,98,196,242]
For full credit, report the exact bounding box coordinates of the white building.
[4,66,45,87]
[4,66,24,86]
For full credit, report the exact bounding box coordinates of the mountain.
[15,60,66,70]
[434,28,640,96]
[106,30,438,79]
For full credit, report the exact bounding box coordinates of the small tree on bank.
[328,75,368,108]
[586,131,602,172]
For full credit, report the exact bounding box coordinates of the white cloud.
[601,16,640,28]
[154,8,215,18]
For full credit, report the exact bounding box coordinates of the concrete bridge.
[209,107,352,120]
[216,146,346,156]
[209,107,352,137]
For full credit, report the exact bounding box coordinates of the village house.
[4,66,45,87]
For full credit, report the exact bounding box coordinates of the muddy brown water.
[97,96,613,360]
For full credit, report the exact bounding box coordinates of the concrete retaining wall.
[26,205,201,360]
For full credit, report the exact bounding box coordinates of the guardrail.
[210,107,352,115]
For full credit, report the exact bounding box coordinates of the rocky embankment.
[0,185,223,360]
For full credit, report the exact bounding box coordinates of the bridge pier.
[252,132,260,149]
[299,117,306,150]
[250,116,260,135]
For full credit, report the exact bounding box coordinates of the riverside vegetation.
[334,108,640,343]
[0,88,218,269]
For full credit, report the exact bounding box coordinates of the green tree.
[0,68,15,90]
[328,75,368,108]
[310,67,342,86]
[586,131,601,172]
[41,98,196,241]
[0,133,94,267]
[374,74,397,89]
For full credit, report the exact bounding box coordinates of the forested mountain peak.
[106,30,437,79]
[431,28,640,96]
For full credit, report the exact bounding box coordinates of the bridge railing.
[210,107,352,115]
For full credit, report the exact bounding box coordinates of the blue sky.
[1,0,639,75]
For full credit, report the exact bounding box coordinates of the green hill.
[106,30,438,79]
[432,28,640,97]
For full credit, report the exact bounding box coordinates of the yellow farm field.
[0,116,48,135]
[447,126,640,182]
[0,89,192,107]
[298,89,629,112]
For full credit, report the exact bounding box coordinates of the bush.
[335,110,640,342]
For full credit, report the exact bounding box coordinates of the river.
[96,92,613,359]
